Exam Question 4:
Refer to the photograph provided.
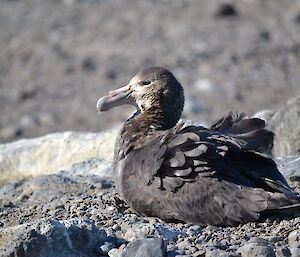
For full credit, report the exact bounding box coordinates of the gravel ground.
[1,158,300,257]
[1,0,300,143]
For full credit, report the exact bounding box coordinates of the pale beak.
[96,84,135,112]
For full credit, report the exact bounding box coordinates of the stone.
[108,248,123,257]
[0,128,118,184]
[97,241,116,255]
[121,237,166,257]
[249,237,269,244]
[206,225,221,231]
[275,247,291,257]
[0,219,109,257]
[252,110,275,123]
[205,249,237,257]
[289,248,300,257]
[288,230,300,248]
[215,3,238,18]
[276,155,300,184]
[59,158,113,180]
[237,243,275,257]
[269,97,300,157]
[155,225,184,242]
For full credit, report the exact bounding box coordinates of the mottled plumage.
[97,67,300,226]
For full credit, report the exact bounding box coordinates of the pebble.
[237,243,275,257]
[215,3,238,18]
[288,230,300,247]
[289,247,300,257]
[275,247,291,257]
[250,237,269,244]
[97,241,116,255]
[120,237,166,257]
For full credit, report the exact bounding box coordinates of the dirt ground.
[1,0,300,143]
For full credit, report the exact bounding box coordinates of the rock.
[121,237,166,257]
[275,247,291,257]
[155,225,184,242]
[288,230,300,248]
[289,247,300,257]
[252,110,275,123]
[108,247,123,257]
[237,243,275,257]
[96,241,116,255]
[0,128,118,184]
[81,56,96,72]
[205,249,236,257]
[59,157,113,179]
[249,237,269,244]
[215,3,238,18]
[0,219,110,257]
[276,155,300,185]
[269,97,300,157]
[206,225,222,232]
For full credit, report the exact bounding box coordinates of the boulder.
[276,154,300,186]
[269,97,300,158]
[0,128,118,184]
[0,219,112,257]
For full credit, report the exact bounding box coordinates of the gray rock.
[205,249,237,257]
[206,225,222,231]
[288,230,300,248]
[59,157,113,180]
[290,247,300,257]
[155,225,184,242]
[0,219,110,257]
[0,173,77,203]
[250,237,269,244]
[121,237,166,257]
[0,129,118,184]
[252,109,275,123]
[270,97,300,158]
[276,155,300,184]
[237,243,275,257]
[108,247,123,257]
[275,247,291,257]
[97,241,116,255]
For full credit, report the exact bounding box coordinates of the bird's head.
[97,67,184,125]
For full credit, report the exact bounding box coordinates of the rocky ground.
[0,155,300,257]
[1,0,300,143]
[0,96,300,257]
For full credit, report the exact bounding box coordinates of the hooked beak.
[96,84,135,112]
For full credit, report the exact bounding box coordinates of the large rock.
[276,154,300,185]
[237,243,275,257]
[269,97,300,158]
[0,219,112,257]
[120,238,166,257]
[0,128,118,184]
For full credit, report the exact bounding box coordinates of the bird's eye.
[141,80,151,86]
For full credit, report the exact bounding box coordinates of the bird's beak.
[96,84,135,112]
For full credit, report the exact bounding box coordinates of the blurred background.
[0,0,300,143]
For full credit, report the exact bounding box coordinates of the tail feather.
[211,112,274,154]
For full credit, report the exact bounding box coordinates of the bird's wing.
[136,125,299,225]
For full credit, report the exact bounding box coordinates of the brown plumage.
[97,67,300,226]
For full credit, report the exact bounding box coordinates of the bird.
[96,67,300,226]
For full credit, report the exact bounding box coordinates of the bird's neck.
[131,107,180,131]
